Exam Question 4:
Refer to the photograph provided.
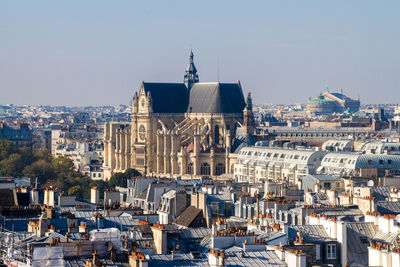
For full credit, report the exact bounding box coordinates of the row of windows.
[239,150,310,161]
[324,157,356,164]
[278,132,358,138]
[323,157,393,165]
[187,163,225,175]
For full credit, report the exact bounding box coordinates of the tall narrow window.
[327,244,336,259]
[214,125,220,145]
[215,163,225,175]
[187,162,193,175]
[200,163,210,176]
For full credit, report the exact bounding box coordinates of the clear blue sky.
[1,1,399,106]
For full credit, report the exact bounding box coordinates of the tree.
[108,168,141,188]
[0,153,25,176]
[0,140,17,160]
[34,148,52,162]
[22,159,54,185]
[67,185,82,198]
[51,156,75,178]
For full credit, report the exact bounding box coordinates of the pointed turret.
[245,92,253,111]
[184,50,199,90]
[243,93,254,135]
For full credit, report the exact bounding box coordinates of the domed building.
[307,88,360,115]
[307,95,336,115]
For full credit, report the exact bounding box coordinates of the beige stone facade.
[103,52,251,180]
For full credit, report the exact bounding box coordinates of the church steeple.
[245,92,253,111]
[184,50,199,90]
[243,93,254,135]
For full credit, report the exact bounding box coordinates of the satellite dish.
[367,180,374,187]
[105,241,114,252]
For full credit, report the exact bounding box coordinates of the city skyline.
[1,1,399,106]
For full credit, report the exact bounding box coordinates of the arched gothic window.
[215,125,220,145]
[200,163,210,176]
[215,163,225,176]
[187,162,193,175]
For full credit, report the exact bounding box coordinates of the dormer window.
[327,244,336,259]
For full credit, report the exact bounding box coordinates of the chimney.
[129,252,149,267]
[337,221,347,267]
[208,250,226,267]
[30,189,39,204]
[37,213,49,237]
[151,224,168,254]
[92,250,99,266]
[91,187,100,205]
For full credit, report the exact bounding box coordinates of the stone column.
[125,129,130,169]
[115,131,120,170]
[170,132,180,175]
[193,132,200,176]
[156,133,163,173]
[104,140,109,166]
[180,146,187,175]
[210,147,215,176]
[163,133,171,174]
[104,123,109,166]
[225,131,231,174]
[109,142,114,169]
[120,130,126,170]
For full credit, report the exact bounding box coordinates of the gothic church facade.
[103,51,253,179]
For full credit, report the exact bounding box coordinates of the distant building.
[33,128,52,152]
[234,146,327,184]
[0,122,33,148]
[54,141,104,179]
[307,89,360,115]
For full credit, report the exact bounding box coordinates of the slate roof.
[142,82,189,113]
[346,222,378,266]
[149,253,208,266]
[225,251,287,267]
[372,231,399,245]
[173,206,202,227]
[179,227,211,239]
[372,186,391,201]
[303,174,342,181]
[149,250,287,267]
[136,188,148,200]
[187,82,245,113]
[289,225,332,242]
[376,201,400,214]
[0,189,17,207]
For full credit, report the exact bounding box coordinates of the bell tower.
[184,50,199,90]
[243,93,254,135]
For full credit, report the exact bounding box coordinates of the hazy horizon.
[1,1,399,106]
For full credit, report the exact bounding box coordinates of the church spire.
[245,92,253,111]
[184,50,199,90]
[243,92,254,135]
